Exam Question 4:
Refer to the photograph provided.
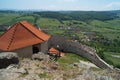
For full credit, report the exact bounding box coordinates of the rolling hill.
[0,10,120,68]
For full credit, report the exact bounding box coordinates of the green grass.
[0,13,35,25]
[0,13,20,25]
[63,20,91,32]
[90,20,120,39]
[58,53,89,70]
[7,16,35,25]
[111,52,120,56]
[90,20,120,30]
[103,52,120,68]
[58,53,88,64]
[37,18,61,29]
[48,30,65,35]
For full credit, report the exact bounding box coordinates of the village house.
[0,21,50,58]
[48,47,64,57]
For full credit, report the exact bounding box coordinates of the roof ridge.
[7,23,18,50]
[19,21,45,41]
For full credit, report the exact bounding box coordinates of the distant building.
[48,47,64,57]
[0,21,50,58]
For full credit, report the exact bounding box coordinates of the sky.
[0,0,120,11]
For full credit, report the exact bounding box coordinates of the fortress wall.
[48,35,113,69]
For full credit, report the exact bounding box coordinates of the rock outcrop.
[0,59,119,80]
[0,52,19,69]
[32,52,50,61]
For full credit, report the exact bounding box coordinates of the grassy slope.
[37,18,64,35]
[7,16,35,25]
[0,13,20,25]
[0,13,35,25]
[90,20,120,39]
[58,53,89,70]
[103,52,120,68]
[90,20,120,29]
[37,18,61,28]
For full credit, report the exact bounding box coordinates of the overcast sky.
[0,0,120,11]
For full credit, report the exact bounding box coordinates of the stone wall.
[1,41,49,58]
[41,41,49,54]
[48,35,113,69]
[13,46,32,58]
[48,35,67,51]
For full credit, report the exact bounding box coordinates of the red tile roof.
[49,48,64,57]
[0,21,50,51]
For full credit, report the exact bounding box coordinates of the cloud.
[105,2,120,10]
